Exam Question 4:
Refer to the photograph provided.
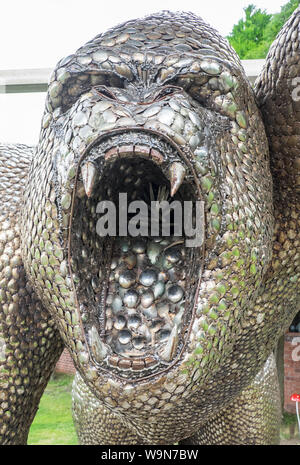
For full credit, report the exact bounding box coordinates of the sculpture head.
[21,11,274,435]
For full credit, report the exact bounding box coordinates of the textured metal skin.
[0,145,64,444]
[180,353,281,445]
[0,9,299,444]
[72,371,144,444]
[71,352,281,445]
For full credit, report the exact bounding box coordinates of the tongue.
[103,236,186,360]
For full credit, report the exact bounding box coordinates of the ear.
[254,9,300,334]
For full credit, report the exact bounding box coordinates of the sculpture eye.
[154,85,181,101]
[92,85,118,100]
[55,73,125,113]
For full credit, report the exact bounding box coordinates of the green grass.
[28,373,78,445]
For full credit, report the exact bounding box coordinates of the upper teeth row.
[80,146,186,198]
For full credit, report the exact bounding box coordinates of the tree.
[227,0,300,59]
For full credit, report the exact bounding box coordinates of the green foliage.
[227,0,300,59]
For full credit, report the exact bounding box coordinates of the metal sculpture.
[0,9,299,444]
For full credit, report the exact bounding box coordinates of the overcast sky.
[0,0,289,144]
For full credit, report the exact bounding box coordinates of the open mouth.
[69,130,204,379]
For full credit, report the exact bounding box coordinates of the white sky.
[0,0,288,144]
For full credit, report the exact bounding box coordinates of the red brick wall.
[284,332,300,414]
[55,348,76,375]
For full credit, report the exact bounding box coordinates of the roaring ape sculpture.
[0,9,299,444]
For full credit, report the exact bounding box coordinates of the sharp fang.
[81,162,97,198]
[169,162,186,197]
[159,325,179,362]
[89,326,107,362]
